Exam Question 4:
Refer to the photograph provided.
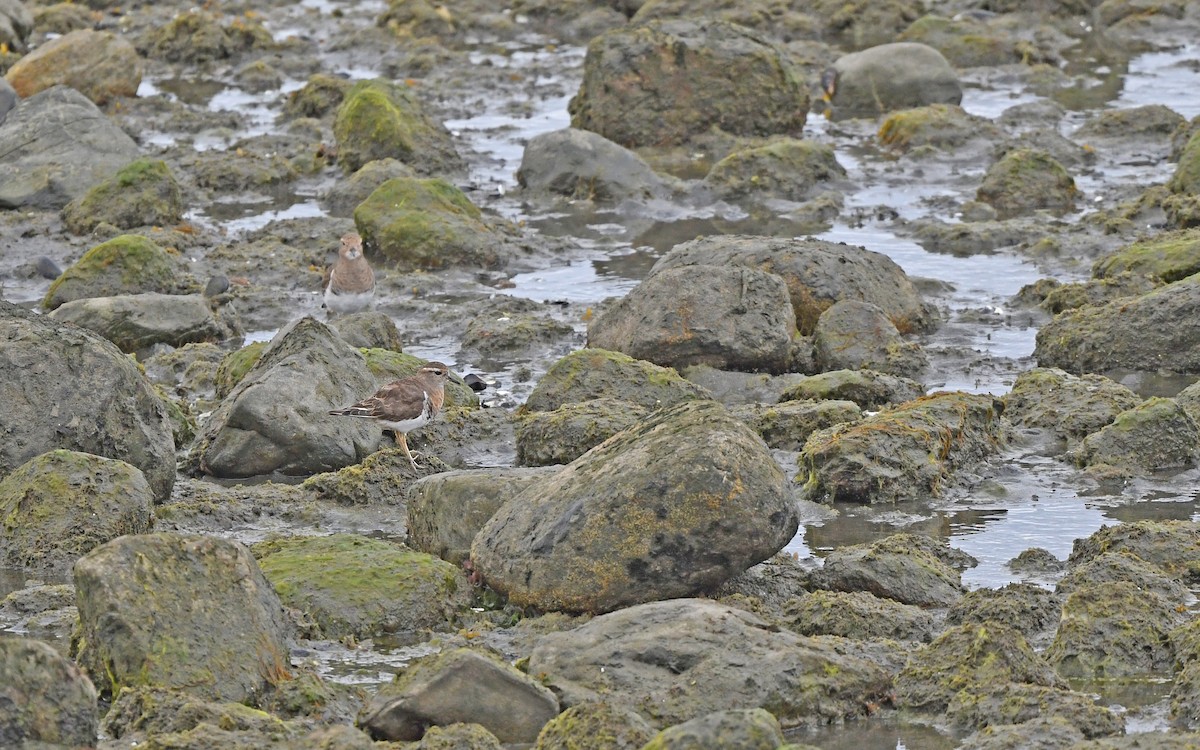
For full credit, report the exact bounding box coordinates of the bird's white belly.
[376,414,429,433]
[325,287,374,313]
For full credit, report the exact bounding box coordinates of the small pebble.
[463,373,489,392]
[34,256,62,280]
[204,275,231,297]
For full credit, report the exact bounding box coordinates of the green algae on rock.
[333,78,463,175]
[254,533,473,641]
[0,636,98,747]
[0,449,154,576]
[799,392,1003,504]
[516,397,649,467]
[42,233,181,311]
[354,177,505,271]
[521,348,712,413]
[976,147,1077,219]
[73,532,294,702]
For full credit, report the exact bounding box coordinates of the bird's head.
[339,232,364,260]
[421,362,450,380]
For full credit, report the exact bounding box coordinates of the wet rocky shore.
[4,0,1200,748]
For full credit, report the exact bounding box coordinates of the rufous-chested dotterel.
[328,362,449,471]
[323,232,375,315]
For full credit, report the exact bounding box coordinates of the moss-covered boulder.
[42,234,180,311]
[407,467,560,565]
[5,28,140,105]
[1056,550,1190,602]
[1170,130,1200,195]
[323,158,416,218]
[894,623,1065,713]
[527,598,891,729]
[516,398,648,467]
[702,138,845,202]
[459,297,576,362]
[472,400,795,613]
[1092,226,1200,283]
[946,583,1062,643]
[783,589,934,641]
[0,636,98,747]
[0,449,154,576]
[568,19,807,148]
[809,533,965,607]
[283,72,352,120]
[1035,276,1200,374]
[254,534,472,641]
[946,682,1123,739]
[641,709,784,750]
[877,103,1002,152]
[146,10,274,63]
[522,348,712,413]
[333,78,462,175]
[1002,367,1141,443]
[533,701,655,750]
[330,311,405,352]
[301,447,420,505]
[896,14,1024,67]
[100,685,291,740]
[0,301,176,501]
[730,399,861,451]
[779,368,924,409]
[73,532,294,701]
[1072,397,1200,475]
[354,177,504,270]
[1046,581,1183,679]
[359,648,559,743]
[976,147,1077,219]
[214,341,267,398]
[1067,520,1200,582]
[799,392,1003,504]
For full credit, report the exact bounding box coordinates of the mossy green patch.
[254,533,471,639]
[1092,227,1200,282]
[43,234,178,310]
[1169,131,1200,196]
[354,176,497,270]
[214,341,267,398]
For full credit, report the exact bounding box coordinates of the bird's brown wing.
[366,378,428,421]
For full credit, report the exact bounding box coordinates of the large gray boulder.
[516,127,674,202]
[359,648,559,743]
[527,598,892,729]
[1035,276,1200,374]
[588,265,799,374]
[0,301,176,501]
[190,316,382,478]
[49,293,241,353]
[651,235,935,335]
[0,636,98,747]
[0,450,154,576]
[0,85,140,209]
[407,467,561,564]
[1002,367,1141,443]
[73,532,294,701]
[471,400,796,613]
[813,299,927,377]
[825,42,961,120]
[569,19,807,147]
[810,533,966,607]
[800,391,1003,504]
[522,348,712,413]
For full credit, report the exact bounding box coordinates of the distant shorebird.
[328,362,449,471]
[323,232,375,315]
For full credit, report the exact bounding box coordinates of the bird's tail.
[328,407,374,417]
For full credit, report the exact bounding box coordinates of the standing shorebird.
[328,362,450,471]
[323,232,375,315]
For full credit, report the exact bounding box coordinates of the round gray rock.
[471,400,796,613]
